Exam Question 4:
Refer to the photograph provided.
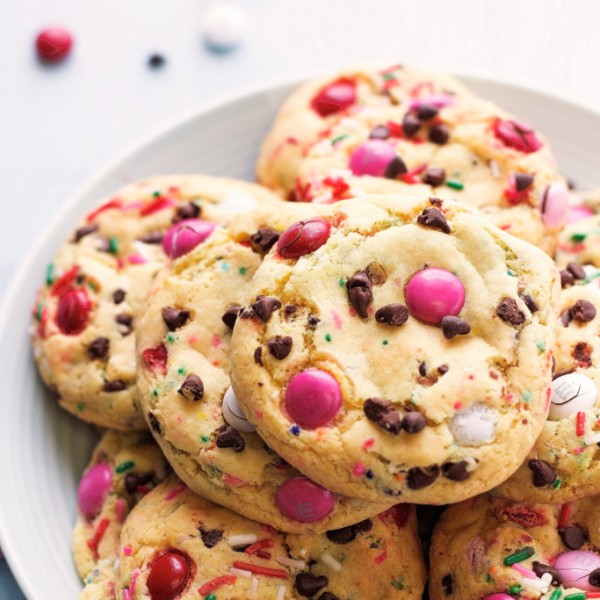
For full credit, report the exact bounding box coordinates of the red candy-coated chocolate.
[311,78,356,117]
[493,118,542,153]
[405,267,465,325]
[147,551,192,600]
[348,140,397,177]
[162,219,216,259]
[284,369,341,428]
[55,288,91,335]
[35,27,73,62]
[276,477,335,522]
[277,218,331,259]
[142,343,168,375]
[77,463,112,518]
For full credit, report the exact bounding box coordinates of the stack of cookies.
[29,65,600,600]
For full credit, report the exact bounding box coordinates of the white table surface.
[2,0,600,597]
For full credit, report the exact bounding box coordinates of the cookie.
[30,175,283,430]
[429,493,600,600]
[135,216,394,533]
[257,64,568,254]
[229,193,561,504]
[495,268,600,503]
[117,474,426,600]
[72,430,169,599]
[556,214,600,269]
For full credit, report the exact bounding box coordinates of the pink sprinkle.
[165,485,186,501]
[353,463,366,476]
[286,137,299,145]
[122,590,131,600]
[212,334,222,349]
[573,447,583,455]
[188,334,199,345]
[123,545,132,557]
[512,563,536,579]
[362,438,375,450]
[122,568,140,600]
[115,498,127,523]
[374,550,388,564]
[331,309,343,329]
[256,411,263,419]
[120,201,145,211]
[223,474,250,487]
[127,254,147,265]
[453,402,462,410]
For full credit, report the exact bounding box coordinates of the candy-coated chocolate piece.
[55,288,91,335]
[222,386,256,432]
[35,27,73,62]
[554,550,600,591]
[147,551,192,600]
[284,369,341,429]
[162,219,216,259]
[77,463,112,518]
[348,140,397,177]
[276,477,335,522]
[540,183,569,227]
[484,595,516,600]
[311,79,356,117]
[201,4,247,52]
[277,218,331,259]
[568,204,595,223]
[405,267,465,325]
[408,94,455,111]
[549,373,597,420]
[450,404,497,446]
[493,118,542,153]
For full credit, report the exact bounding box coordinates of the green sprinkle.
[220,262,230,271]
[35,301,44,322]
[206,595,217,600]
[508,584,522,595]
[550,590,562,600]
[584,270,600,284]
[536,340,546,353]
[152,388,159,398]
[446,180,464,191]
[238,266,248,275]
[87,280,98,292]
[153,190,161,197]
[564,593,585,600]
[201,435,210,443]
[331,134,349,145]
[571,232,587,243]
[521,390,532,402]
[77,403,86,412]
[115,460,134,474]
[338,277,346,287]
[108,237,119,255]
[45,263,55,286]
[382,339,389,346]
[485,572,494,584]
[391,576,404,590]
[166,333,176,343]
[382,72,396,80]
[503,546,534,566]
[177,366,187,375]
[324,334,332,342]
[552,477,562,489]
[506,269,516,277]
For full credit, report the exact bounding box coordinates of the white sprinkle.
[520,576,545,593]
[276,585,286,600]
[489,159,500,178]
[540,572,552,587]
[275,555,306,569]
[132,240,152,258]
[338,117,363,133]
[309,140,334,158]
[311,192,333,204]
[584,432,600,446]
[320,551,342,571]
[248,576,259,599]
[230,567,252,578]
[298,548,307,558]
[227,534,257,547]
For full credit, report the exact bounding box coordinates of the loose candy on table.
[275,476,335,523]
[222,386,256,432]
[147,550,192,600]
[201,4,247,52]
[77,463,113,518]
[554,550,600,591]
[540,183,569,227]
[548,373,597,420]
[35,27,73,62]
[162,219,216,259]
[276,218,331,259]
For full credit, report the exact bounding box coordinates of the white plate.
[2,75,600,600]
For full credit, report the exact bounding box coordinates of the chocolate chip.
[161,306,190,331]
[363,397,402,434]
[103,380,126,392]
[438,364,449,375]
[113,289,126,304]
[216,425,245,452]
[560,309,573,326]
[528,459,556,487]
[570,299,597,322]
[418,362,428,377]
[148,412,162,435]
[173,202,200,222]
[521,294,539,313]
[284,304,298,317]
[567,262,586,280]
[326,519,372,544]
[402,112,421,137]
[354,518,373,532]
[250,227,280,254]
[115,314,133,335]
[138,231,163,244]
[365,261,387,285]
[294,573,328,597]
[441,574,453,595]
[573,341,593,365]
[442,461,469,481]
[88,337,109,359]
[369,124,390,139]
[496,298,526,326]
[124,472,152,494]
[375,303,409,326]
[346,271,373,318]
[514,173,534,192]
[267,335,293,360]
[316,594,339,600]
[532,561,562,586]
[561,525,586,549]
[429,197,443,206]
[384,156,408,179]
[441,316,471,339]
[73,223,99,242]
[422,167,446,187]
[251,296,282,322]
[589,568,600,587]
[417,207,451,234]
[308,314,320,329]
[407,466,440,489]
[254,346,263,366]
[417,103,439,121]
[177,374,204,401]
[401,411,426,434]
[199,527,223,548]
[148,53,165,68]
[222,305,242,330]
[429,124,450,145]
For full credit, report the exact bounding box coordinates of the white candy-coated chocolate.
[202,4,247,52]
[450,403,497,446]
[549,373,597,420]
[222,385,256,432]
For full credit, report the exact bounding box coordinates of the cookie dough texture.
[556,214,600,268]
[230,194,561,504]
[257,64,567,254]
[136,216,394,534]
[30,175,284,430]
[117,475,426,600]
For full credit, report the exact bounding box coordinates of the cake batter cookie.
[136,220,394,533]
[117,475,426,600]
[72,430,169,599]
[30,175,283,430]
[257,64,568,254]
[429,493,600,600]
[495,268,600,503]
[230,194,560,504]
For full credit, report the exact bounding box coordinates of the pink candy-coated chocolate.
[77,463,113,518]
[540,182,569,227]
[277,218,331,259]
[493,118,542,153]
[284,369,341,429]
[162,219,216,259]
[36,27,73,62]
[554,550,600,591]
[405,267,465,325]
[484,595,515,600]
[408,94,455,111]
[348,139,397,177]
[276,477,335,522]
[569,204,595,223]
[311,78,356,117]
[55,288,91,335]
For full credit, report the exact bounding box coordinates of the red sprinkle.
[400,163,428,184]
[374,550,387,564]
[50,265,80,296]
[362,438,375,450]
[164,485,186,501]
[231,561,288,579]
[576,411,586,436]
[139,196,174,216]
[198,575,237,596]
[558,503,572,529]
[256,551,272,560]
[244,539,274,555]
[87,517,110,560]
[86,199,122,223]
[322,176,351,201]
[142,344,168,375]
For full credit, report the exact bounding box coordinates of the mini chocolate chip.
[88,337,109,359]
[423,167,446,187]
[438,364,449,375]
[561,525,586,549]
[407,466,440,489]
[284,304,298,317]
[103,380,126,392]
[177,374,204,401]
[369,124,390,139]
[222,305,242,330]
[267,335,293,360]
[496,298,526,325]
[173,202,200,222]
[589,568,600,587]
[441,574,453,595]
[250,227,280,254]
[113,289,126,304]
[251,296,282,322]
[442,461,469,481]
[401,411,426,434]
[346,271,373,318]
[73,223,99,242]
[417,103,439,121]
[199,527,223,548]
[560,309,573,326]
[521,294,539,313]
[532,561,562,586]
[326,519,372,544]
[138,231,163,244]
[418,362,428,377]
[354,518,373,532]
[429,124,450,145]
[115,314,133,335]
[148,53,165,68]
[254,346,263,366]
[570,299,597,322]
[124,472,152,494]
[384,156,408,179]
[162,306,190,331]
[316,594,339,600]
[363,397,402,434]
[429,197,443,206]
[573,341,593,365]
[375,303,409,326]
[441,316,471,339]
[514,173,534,192]
[528,459,556,487]
[567,262,586,280]
[148,412,162,435]
[416,207,451,234]
[294,573,328,597]
[402,112,421,137]
[216,425,245,452]
[308,314,320,329]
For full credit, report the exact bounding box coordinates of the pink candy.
[569,204,594,223]
[554,550,600,591]
[484,595,515,600]
[311,79,356,117]
[493,118,542,153]
[284,369,341,429]
[348,140,397,177]
[162,219,216,259]
[276,476,335,522]
[540,182,569,228]
[77,463,113,518]
[408,94,455,111]
[405,267,465,325]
